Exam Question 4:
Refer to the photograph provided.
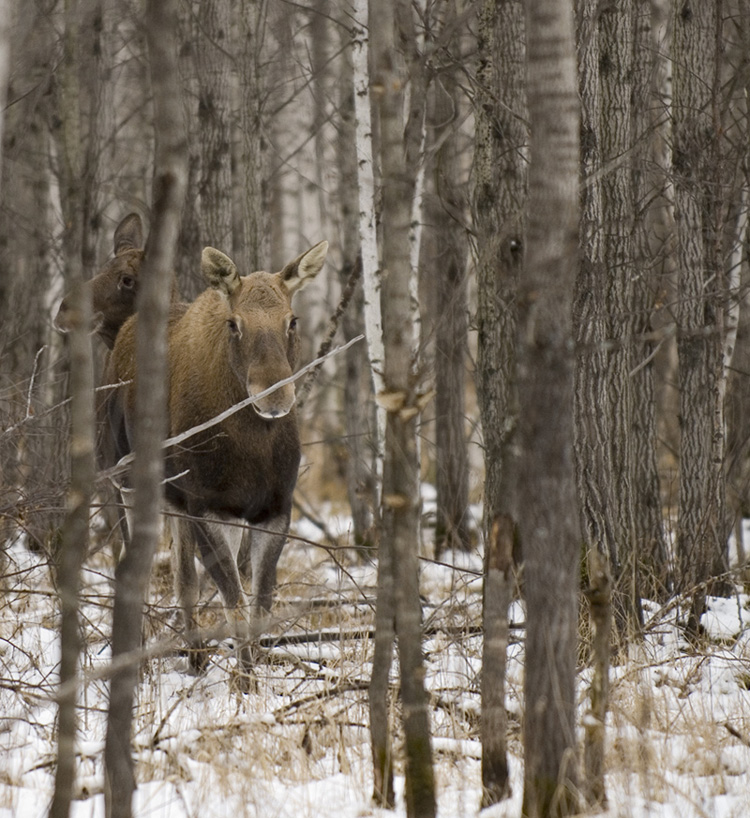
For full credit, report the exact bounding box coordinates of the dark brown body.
[108,242,328,687]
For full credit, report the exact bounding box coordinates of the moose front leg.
[189,515,256,692]
[248,512,289,617]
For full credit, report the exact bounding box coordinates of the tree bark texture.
[672,0,726,632]
[582,549,612,808]
[50,3,97,815]
[630,0,670,599]
[431,0,470,558]
[196,0,233,251]
[473,0,526,804]
[234,0,268,271]
[103,1,188,815]
[481,515,514,806]
[575,0,648,636]
[521,0,581,816]
[371,1,436,815]
[474,0,526,551]
[337,15,376,548]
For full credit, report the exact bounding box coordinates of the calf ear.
[202,247,241,295]
[279,240,328,294]
[113,213,144,256]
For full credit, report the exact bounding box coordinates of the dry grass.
[2,514,750,816]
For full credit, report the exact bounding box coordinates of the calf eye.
[228,318,241,336]
[120,275,135,291]
[288,316,298,333]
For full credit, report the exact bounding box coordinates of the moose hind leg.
[190,516,256,691]
[249,513,289,616]
[172,516,208,674]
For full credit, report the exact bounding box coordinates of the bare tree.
[520,0,580,815]
[672,1,726,632]
[429,0,470,559]
[195,0,232,251]
[473,0,526,805]
[49,2,100,814]
[370,0,435,814]
[234,0,269,271]
[103,0,188,815]
[336,9,376,548]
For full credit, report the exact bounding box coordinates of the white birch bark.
[351,0,385,486]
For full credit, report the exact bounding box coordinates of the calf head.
[201,241,328,419]
[55,213,145,349]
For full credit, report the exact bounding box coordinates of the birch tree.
[520,0,580,815]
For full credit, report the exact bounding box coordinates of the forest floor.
[2,491,750,818]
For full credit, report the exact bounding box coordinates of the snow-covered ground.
[2,505,750,818]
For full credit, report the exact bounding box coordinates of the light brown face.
[224,273,300,419]
[201,240,328,420]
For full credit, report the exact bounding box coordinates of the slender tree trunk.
[196,0,232,250]
[672,1,726,633]
[631,0,669,599]
[50,3,97,814]
[351,0,385,498]
[473,0,526,804]
[103,1,187,815]
[521,0,580,815]
[371,1,435,814]
[235,0,268,271]
[582,548,612,807]
[337,13,376,548]
[431,0,470,559]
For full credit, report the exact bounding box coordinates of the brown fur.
[109,241,328,690]
[55,213,180,349]
[55,213,183,555]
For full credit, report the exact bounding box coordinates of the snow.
[2,511,750,818]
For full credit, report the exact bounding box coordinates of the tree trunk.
[520,0,580,815]
[103,1,188,815]
[473,0,526,804]
[630,0,670,599]
[337,11,376,548]
[672,0,726,633]
[371,0,435,814]
[196,0,233,250]
[431,0,470,559]
[50,3,98,815]
[351,0,385,500]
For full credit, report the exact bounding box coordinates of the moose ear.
[113,213,144,256]
[202,247,241,295]
[279,240,328,294]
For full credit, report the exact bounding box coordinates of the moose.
[107,240,328,689]
[54,213,180,349]
[55,213,184,555]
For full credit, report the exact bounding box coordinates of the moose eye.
[288,316,298,333]
[228,318,241,336]
[120,275,135,291]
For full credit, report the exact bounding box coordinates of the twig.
[103,334,364,478]
[297,256,362,408]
